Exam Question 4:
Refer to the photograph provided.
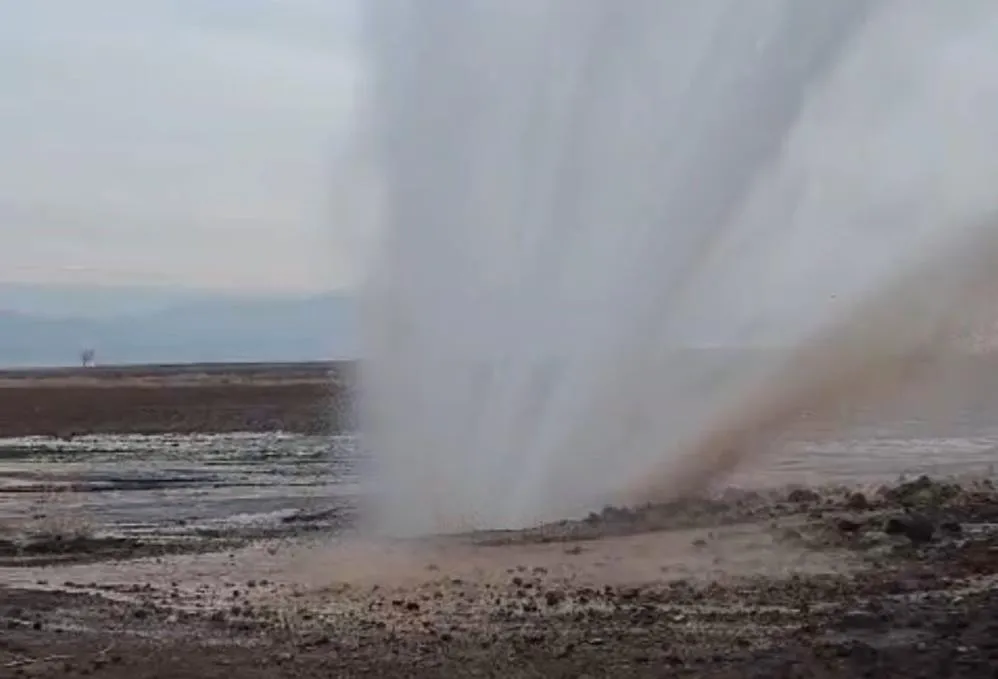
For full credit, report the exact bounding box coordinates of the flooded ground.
[1,419,996,544]
[0,433,358,544]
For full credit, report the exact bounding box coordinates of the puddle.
[0,433,359,540]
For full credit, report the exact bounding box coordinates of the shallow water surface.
[0,413,997,538]
[0,433,357,538]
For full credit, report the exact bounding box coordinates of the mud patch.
[3,476,998,677]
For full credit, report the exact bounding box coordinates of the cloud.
[0,0,364,291]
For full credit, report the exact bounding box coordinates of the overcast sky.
[0,1,367,293]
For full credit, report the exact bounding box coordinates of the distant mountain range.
[0,284,356,367]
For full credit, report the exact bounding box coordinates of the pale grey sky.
[0,0,366,292]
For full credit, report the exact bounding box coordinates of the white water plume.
[357,0,998,535]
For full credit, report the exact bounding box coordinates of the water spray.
[359,0,998,535]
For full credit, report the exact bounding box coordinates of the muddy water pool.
[1,416,997,539]
[0,433,357,538]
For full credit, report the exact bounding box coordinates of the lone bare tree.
[80,348,96,368]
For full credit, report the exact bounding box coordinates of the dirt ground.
[0,362,351,437]
[3,361,998,676]
[3,475,998,678]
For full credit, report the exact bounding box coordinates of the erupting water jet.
[358,0,998,536]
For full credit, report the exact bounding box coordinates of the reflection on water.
[0,433,358,537]
[1,412,997,536]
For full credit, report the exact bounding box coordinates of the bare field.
[4,352,998,437]
[0,361,353,437]
[0,360,348,388]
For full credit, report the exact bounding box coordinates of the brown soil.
[0,362,352,436]
[2,477,998,678]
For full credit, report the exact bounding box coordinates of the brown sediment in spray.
[624,221,998,505]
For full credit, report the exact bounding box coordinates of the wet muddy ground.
[0,433,358,560]
[3,476,998,677]
[3,361,998,676]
